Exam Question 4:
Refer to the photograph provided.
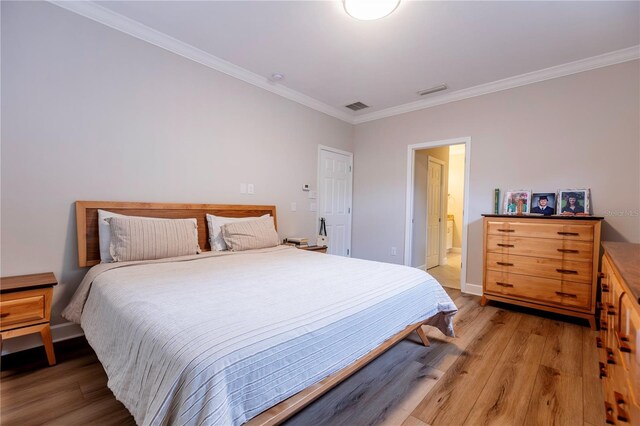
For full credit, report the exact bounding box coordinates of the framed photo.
[531,192,556,216]
[503,190,531,214]
[558,189,590,215]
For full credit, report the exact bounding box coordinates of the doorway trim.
[317,144,354,257]
[404,137,472,293]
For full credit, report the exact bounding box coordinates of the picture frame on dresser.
[503,190,531,215]
[531,192,556,215]
[558,188,590,215]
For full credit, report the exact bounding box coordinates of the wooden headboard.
[75,201,277,268]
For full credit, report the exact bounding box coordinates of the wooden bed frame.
[74,200,432,425]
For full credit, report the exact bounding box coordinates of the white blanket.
[63,246,457,425]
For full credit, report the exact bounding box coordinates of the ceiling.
[71,1,639,122]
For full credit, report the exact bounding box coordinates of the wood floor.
[1,289,606,426]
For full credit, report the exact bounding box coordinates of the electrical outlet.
[390,247,397,256]
[247,183,255,194]
[240,183,247,194]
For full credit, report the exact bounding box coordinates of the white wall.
[0,2,353,325]
[352,60,640,290]
[447,146,465,248]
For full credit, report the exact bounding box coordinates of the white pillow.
[206,213,270,251]
[97,210,199,263]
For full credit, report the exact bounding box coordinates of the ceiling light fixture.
[270,73,285,82]
[343,0,400,21]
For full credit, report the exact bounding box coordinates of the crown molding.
[353,45,640,124]
[49,1,355,123]
[48,2,639,127]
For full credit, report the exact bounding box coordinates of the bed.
[64,201,457,426]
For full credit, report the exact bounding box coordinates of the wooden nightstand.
[0,273,58,366]
[297,245,328,253]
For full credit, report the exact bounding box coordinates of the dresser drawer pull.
[497,243,514,248]
[596,337,603,348]
[556,268,578,274]
[614,392,630,423]
[599,362,608,379]
[598,272,606,279]
[557,231,580,236]
[615,331,632,353]
[600,302,617,315]
[557,248,579,253]
[0,313,9,318]
[606,347,616,364]
[496,262,514,266]
[602,283,610,293]
[604,401,616,425]
[496,282,514,288]
[601,318,608,328]
[497,229,514,232]
[555,291,577,298]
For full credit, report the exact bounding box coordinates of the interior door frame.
[426,155,447,269]
[405,137,472,293]
[317,144,353,257]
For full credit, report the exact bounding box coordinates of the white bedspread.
[63,246,457,425]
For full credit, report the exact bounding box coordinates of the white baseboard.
[449,247,462,254]
[416,264,426,271]
[463,283,483,296]
[1,322,84,356]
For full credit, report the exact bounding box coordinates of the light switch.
[247,183,255,194]
[290,202,297,212]
[308,190,317,200]
[240,183,247,194]
[309,203,317,212]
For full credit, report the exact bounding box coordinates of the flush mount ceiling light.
[343,0,400,20]
[269,73,284,82]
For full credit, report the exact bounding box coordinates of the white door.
[318,147,352,256]
[426,158,443,269]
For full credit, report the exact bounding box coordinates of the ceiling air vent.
[345,101,369,111]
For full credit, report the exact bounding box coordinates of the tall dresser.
[599,242,640,425]
[481,214,603,329]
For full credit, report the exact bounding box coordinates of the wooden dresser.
[481,214,603,329]
[599,242,640,424]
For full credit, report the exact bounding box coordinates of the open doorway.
[404,137,470,291]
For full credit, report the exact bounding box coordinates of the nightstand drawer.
[0,288,50,331]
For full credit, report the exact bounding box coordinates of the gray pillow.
[107,216,201,262]
[221,216,279,251]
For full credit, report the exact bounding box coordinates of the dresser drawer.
[619,293,640,403]
[604,389,640,425]
[486,252,592,284]
[487,221,594,241]
[485,270,591,309]
[0,288,51,331]
[608,359,637,424]
[486,234,594,261]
